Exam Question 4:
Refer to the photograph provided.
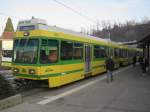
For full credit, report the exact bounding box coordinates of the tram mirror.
[41,46,49,55]
[41,46,46,50]
[45,47,49,55]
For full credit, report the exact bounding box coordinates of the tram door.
[84,44,91,76]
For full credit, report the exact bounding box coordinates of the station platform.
[1,65,150,112]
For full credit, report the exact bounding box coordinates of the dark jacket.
[106,58,114,71]
[141,58,147,70]
[145,58,149,67]
[138,56,143,64]
[133,56,137,64]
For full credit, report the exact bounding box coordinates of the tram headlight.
[29,69,36,74]
[13,68,19,74]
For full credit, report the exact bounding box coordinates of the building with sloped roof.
[1,31,14,39]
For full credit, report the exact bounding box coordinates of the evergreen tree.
[4,17,14,32]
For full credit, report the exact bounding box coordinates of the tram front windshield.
[13,39,39,64]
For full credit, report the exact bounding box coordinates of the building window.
[2,50,12,58]
[61,41,73,60]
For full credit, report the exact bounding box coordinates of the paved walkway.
[1,65,150,112]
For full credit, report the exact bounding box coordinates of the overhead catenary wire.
[0,1,102,34]
[0,1,99,25]
[52,0,98,25]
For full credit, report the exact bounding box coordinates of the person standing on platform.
[138,56,143,65]
[105,56,114,82]
[145,58,149,72]
[132,55,137,67]
[141,57,147,76]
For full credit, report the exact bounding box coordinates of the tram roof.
[16,18,138,50]
[17,18,109,42]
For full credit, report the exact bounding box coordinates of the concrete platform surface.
[1,65,150,112]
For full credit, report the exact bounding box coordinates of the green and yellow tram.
[12,18,141,88]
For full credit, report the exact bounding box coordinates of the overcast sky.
[0,0,150,34]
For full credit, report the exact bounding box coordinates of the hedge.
[0,74,16,100]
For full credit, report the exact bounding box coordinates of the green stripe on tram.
[15,68,84,79]
[13,60,84,66]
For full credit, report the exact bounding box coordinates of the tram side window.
[40,50,47,64]
[125,50,128,57]
[114,49,117,57]
[94,46,100,58]
[40,39,48,64]
[101,48,107,58]
[119,49,123,57]
[114,48,120,57]
[128,51,131,58]
[61,41,73,60]
[108,48,114,57]
[122,50,125,58]
[40,39,58,64]
[122,50,127,58]
[47,40,58,63]
[73,43,83,59]
[94,46,107,58]
[105,47,109,57]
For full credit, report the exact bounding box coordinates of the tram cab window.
[73,43,83,59]
[13,39,39,64]
[61,41,73,60]
[94,45,107,58]
[40,39,58,64]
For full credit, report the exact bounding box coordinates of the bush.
[0,74,16,100]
